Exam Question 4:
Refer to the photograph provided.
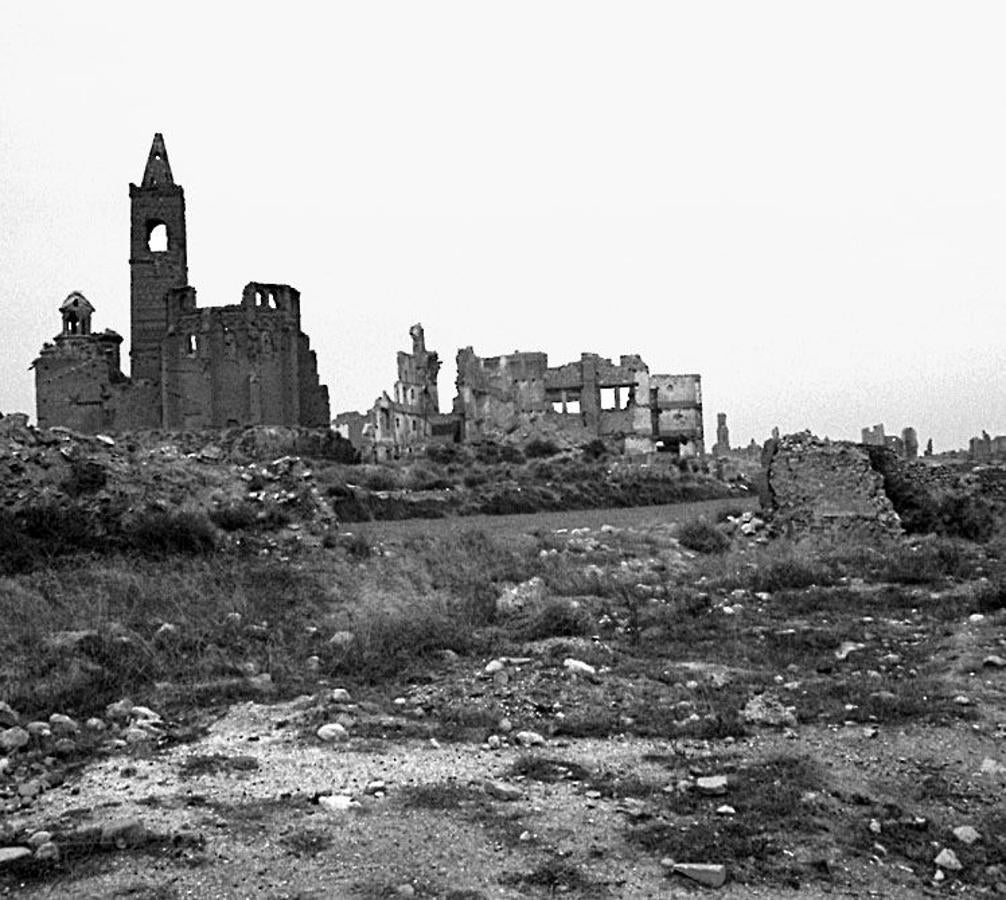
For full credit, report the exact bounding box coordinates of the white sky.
[2,2,1004,450]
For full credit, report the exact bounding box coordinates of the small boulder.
[329,688,352,703]
[0,847,31,866]
[563,658,598,679]
[484,780,523,802]
[934,847,962,871]
[0,702,20,728]
[668,862,727,888]
[696,775,729,796]
[48,714,79,736]
[953,825,981,845]
[0,728,29,753]
[317,723,349,742]
[515,730,546,747]
[34,842,59,862]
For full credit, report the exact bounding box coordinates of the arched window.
[148,222,169,252]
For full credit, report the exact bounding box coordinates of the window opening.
[148,222,168,252]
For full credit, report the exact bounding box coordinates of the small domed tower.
[60,291,94,336]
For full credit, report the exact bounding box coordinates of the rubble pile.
[0,415,336,528]
[763,432,902,539]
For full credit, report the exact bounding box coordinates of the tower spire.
[141,133,174,188]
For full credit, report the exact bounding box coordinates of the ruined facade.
[334,324,458,461]
[453,348,703,455]
[34,135,329,433]
[336,332,704,459]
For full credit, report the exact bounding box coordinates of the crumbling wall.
[453,347,702,452]
[34,331,127,433]
[763,433,903,539]
[159,282,328,430]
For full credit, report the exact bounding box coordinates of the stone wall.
[763,433,903,539]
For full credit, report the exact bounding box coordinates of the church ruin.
[33,135,330,433]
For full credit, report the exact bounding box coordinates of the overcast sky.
[2,2,1003,450]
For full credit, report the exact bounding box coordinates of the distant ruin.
[860,423,919,460]
[33,135,330,433]
[336,328,704,460]
[969,430,1006,461]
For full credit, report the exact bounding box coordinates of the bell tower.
[129,133,188,384]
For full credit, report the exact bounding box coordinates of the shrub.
[935,494,997,542]
[518,598,593,640]
[678,520,730,554]
[525,438,560,459]
[209,501,259,531]
[580,439,608,461]
[62,457,107,497]
[127,510,217,556]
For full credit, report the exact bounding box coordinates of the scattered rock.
[953,825,981,845]
[48,713,79,736]
[496,577,546,616]
[935,847,962,871]
[26,831,52,849]
[0,847,31,866]
[0,702,20,728]
[696,775,729,796]
[563,658,598,680]
[316,723,349,742]
[318,793,357,813]
[515,730,546,747]
[835,641,866,661]
[329,688,352,703]
[105,698,134,722]
[741,694,798,728]
[0,728,29,753]
[715,805,735,815]
[982,655,1006,669]
[34,842,59,861]
[483,659,505,675]
[328,631,355,651]
[664,861,727,888]
[484,780,522,801]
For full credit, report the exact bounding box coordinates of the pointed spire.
[141,133,174,188]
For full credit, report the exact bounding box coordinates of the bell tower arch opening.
[129,133,189,384]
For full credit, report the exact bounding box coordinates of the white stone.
[329,688,352,703]
[318,793,356,813]
[934,847,962,871]
[515,730,546,747]
[316,723,349,742]
[484,780,522,801]
[563,658,597,678]
[696,775,729,795]
[953,825,980,845]
[672,863,727,888]
[0,847,31,866]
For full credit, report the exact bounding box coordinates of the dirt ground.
[2,500,1004,899]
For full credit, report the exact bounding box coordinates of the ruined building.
[33,135,330,433]
[337,330,704,459]
[453,348,703,454]
[860,423,919,461]
[334,324,458,460]
[713,412,730,456]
